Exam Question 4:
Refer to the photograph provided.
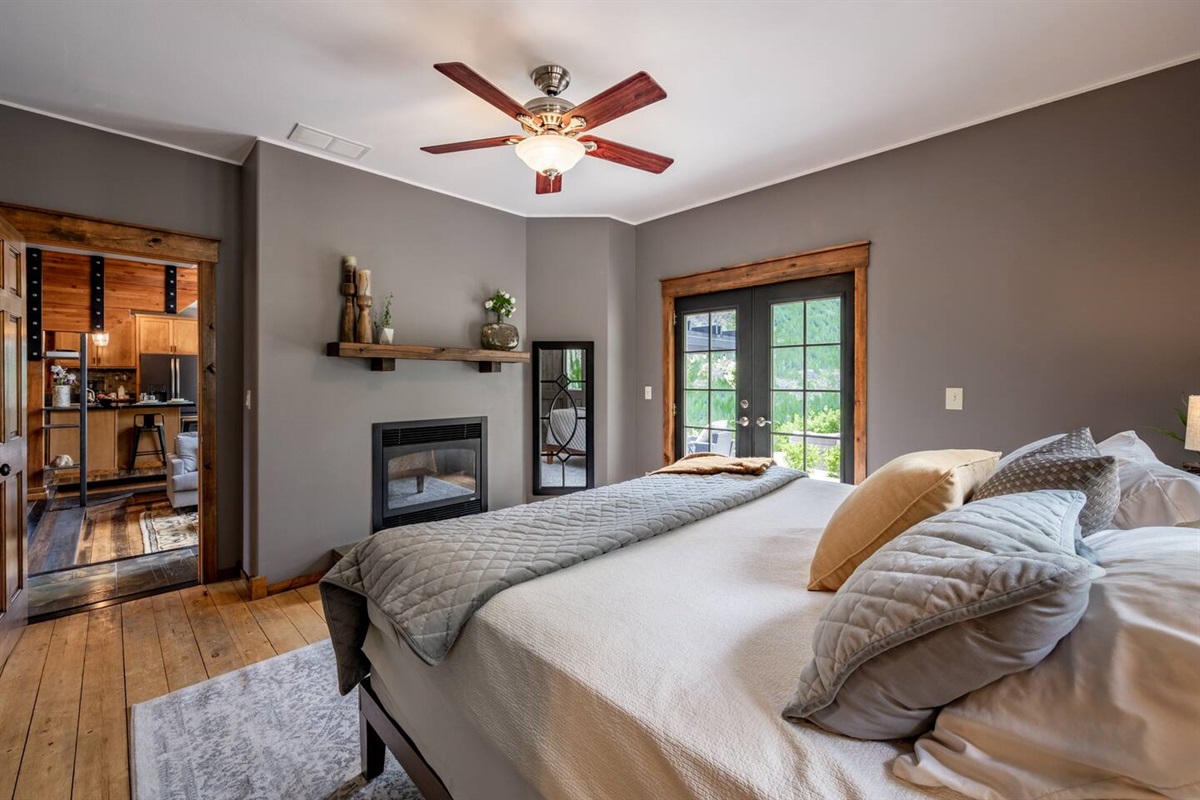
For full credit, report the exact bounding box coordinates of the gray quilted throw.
[321,468,804,693]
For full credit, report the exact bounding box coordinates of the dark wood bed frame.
[359,676,455,800]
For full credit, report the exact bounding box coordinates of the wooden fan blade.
[421,136,521,154]
[434,62,530,121]
[579,136,673,173]
[536,173,563,194]
[563,72,666,131]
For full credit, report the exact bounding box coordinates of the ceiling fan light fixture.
[515,133,585,177]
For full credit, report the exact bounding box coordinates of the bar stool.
[180,414,199,433]
[130,413,168,468]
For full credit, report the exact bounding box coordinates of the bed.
[353,477,960,800]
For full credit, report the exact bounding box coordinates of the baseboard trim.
[240,569,324,600]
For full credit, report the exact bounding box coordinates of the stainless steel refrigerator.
[139,354,198,402]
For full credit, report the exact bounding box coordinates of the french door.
[674,274,855,482]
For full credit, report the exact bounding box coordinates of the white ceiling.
[1,1,1197,223]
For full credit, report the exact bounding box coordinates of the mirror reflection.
[533,342,594,494]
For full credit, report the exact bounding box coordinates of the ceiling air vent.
[287,123,371,161]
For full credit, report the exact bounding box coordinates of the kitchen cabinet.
[173,318,198,355]
[95,318,136,367]
[137,315,197,355]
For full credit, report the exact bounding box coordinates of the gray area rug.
[131,640,421,800]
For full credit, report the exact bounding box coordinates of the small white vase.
[53,385,72,408]
[378,327,394,345]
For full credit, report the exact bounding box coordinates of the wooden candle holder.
[355,294,373,344]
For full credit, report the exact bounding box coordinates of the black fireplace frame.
[372,417,487,532]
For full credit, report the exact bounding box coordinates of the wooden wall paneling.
[40,251,90,332]
[175,267,199,311]
[660,241,869,479]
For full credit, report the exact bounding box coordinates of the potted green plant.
[374,293,394,344]
[481,290,519,351]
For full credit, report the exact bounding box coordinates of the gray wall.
[635,61,1200,473]
[0,104,245,573]
[526,218,638,494]
[247,142,528,582]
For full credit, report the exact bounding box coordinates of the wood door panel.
[0,215,27,669]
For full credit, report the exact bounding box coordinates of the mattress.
[362,477,962,800]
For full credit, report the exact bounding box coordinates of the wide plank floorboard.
[0,580,329,799]
[0,622,53,799]
[274,590,330,645]
[14,613,89,800]
[73,607,129,800]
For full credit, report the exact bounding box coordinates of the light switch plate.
[945,387,963,411]
[644,386,653,400]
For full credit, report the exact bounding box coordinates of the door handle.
[755,417,773,427]
[0,463,10,477]
[736,416,750,427]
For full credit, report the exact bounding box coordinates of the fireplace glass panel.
[387,447,477,510]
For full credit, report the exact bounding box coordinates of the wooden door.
[172,318,198,355]
[0,215,27,668]
[137,315,172,354]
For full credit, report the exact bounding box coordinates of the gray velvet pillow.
[975,427,1118,535]
[783,490,1103,740]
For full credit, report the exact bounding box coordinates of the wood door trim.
[660,241,869,483]
[0,203,219,264]
[3,203,221,583]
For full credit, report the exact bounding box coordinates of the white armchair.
[167,432,199,508]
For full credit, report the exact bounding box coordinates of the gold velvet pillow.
[808,449,1001,591]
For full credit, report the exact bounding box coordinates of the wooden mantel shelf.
[326,342,531,373]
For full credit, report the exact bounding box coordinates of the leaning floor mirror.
[532,341,595,495]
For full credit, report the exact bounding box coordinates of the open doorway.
[0,203,219,623]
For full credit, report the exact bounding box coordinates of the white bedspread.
[364,477,963,800]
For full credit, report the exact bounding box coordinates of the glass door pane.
[675,290,752,460]
[682,309,737,457]
[748,273,854,482]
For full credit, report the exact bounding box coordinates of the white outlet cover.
[946,387,963,411]
[644,386,653,400]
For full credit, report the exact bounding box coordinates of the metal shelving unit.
[43,333,88,507]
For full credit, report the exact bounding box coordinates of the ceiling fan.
[421,62,673,194]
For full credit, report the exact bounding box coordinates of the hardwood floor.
[28,489,193,575]
[0,581,328,800]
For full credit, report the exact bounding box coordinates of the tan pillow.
[808,449,1001,591]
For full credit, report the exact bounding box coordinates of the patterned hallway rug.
[131,640,421,800]
[140,507,199,554]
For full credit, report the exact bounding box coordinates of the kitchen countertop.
[50,401,194,410]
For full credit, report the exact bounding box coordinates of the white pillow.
[176,433,199,472]
[996,433,1064,470]
[894,526,1200,800]
[1097,431,1200,528]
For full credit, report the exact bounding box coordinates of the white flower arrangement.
[484,290,516,319]
[50,364,77,387]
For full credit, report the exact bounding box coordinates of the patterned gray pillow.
[974,428,1118,535]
